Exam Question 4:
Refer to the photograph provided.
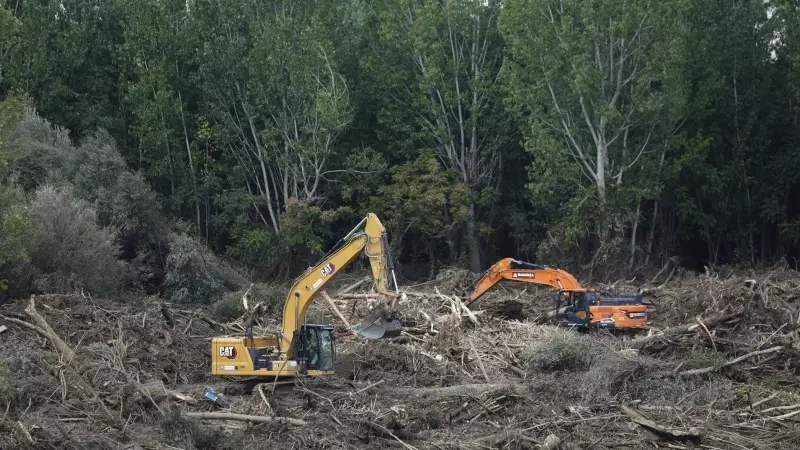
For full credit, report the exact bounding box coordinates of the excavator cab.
[556,290,591,326]
[295,325,336,374]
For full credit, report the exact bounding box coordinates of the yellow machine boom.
[211,213,400,378]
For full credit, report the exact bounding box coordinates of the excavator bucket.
[351,305,402,339]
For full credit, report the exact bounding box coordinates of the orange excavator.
[463,258,648,331]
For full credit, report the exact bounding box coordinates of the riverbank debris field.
[2,265,800,449]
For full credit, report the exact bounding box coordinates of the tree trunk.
[645,199,658,266]
[240,100,280,234]
[629,200,640,269]
[596,139,610,244]
[466,201,482,272]
[178,91,202,234]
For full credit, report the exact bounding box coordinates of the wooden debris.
[358,419,420,448]
[0,315,45,335]
[336,277,370,296]
[468,338,491,383]
[184,411,307,426]
[25,296,76,364]
[631,309,742,349]
[680,345,784,376]
[160,303,175,328]
[321,290,353,330]
[17,421,34,444]
[128,380,196,408]
[3,269,800,450]
[620,405,701,441]
[479,431,538,446]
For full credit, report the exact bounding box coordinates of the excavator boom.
[464,258,582,307]
[280,213,398,356]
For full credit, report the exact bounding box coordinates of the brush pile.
[1,266,800,449]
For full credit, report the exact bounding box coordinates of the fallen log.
[680,346,784,376]
[531,307,568,323]
[336,293,381,299]
[128,381,197,408]
[468,338,490,383]
[184,411,306,426]
[25,296,76,364]
[389,383,521,399]
[321,291,353,330]
[336,277,370,296]
[619,405,701,441]
[0,315,47,336]
[630,309,742,349]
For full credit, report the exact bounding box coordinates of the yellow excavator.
[211,213,402,378]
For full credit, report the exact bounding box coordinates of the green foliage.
[519,330,597,373]
[210,283,285,322]
[6,106,74,190]
[0,0,797,286]
[72,130,166,243]
[370,0,507,271]
[29,185,128,296]
[370,152,469,269]
[502,0,689,261]
[228,201,348,276]
[0,5,20,92]
[164,233,246,304]
[0,184,33,266]
[0,91,29,174]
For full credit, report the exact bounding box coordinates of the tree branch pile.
[2,267,800,449]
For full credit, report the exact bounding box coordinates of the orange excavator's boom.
[464,258,585,307]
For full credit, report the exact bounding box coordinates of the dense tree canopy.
[0,0,798,299]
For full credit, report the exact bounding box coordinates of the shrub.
[29,184,128,296]
[6,107,74,191]
[209,283,286,322]
[72,130,167,242]
[0,349,52,411]
[0,184,33,266]
[0,92,31,176]
[163,233,247,304]
[519,329,596,372]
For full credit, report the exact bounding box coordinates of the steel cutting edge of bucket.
[351,307,402,339]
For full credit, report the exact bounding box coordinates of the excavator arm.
[464,258,583,307]
[279,213,398,356]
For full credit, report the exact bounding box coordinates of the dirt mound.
[1,268,800,449]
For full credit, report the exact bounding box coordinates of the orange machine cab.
[556,290,647,330]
